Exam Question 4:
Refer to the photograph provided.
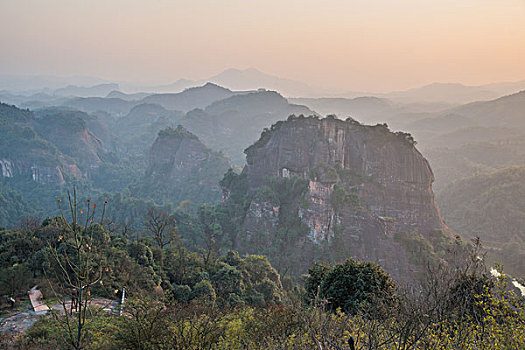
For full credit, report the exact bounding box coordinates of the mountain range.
[3,68,525,103]
[2,77,525,280]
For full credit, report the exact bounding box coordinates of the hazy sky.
[1,0,524,92]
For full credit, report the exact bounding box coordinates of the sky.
[1,0,525,92]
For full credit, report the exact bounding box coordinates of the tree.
[196,204,224,267]
[0,263,31,297]
[144,207,176,249]
[305,259,397,317]
[47,188,107,350]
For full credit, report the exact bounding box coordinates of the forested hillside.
[1,84,525,349]
[438,166,525,277]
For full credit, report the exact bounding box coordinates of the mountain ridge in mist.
[3,69,525,103]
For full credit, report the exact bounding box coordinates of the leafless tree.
[47,187,107,350]
[144,207,176,249]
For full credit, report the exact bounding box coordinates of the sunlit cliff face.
[1,0,524,92]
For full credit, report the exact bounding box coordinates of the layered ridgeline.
[179,89,314,165]
[222,116,451,282]
[132,126,231,206]
[66,83,315,165]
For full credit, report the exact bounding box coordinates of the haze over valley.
[1,0,525,348]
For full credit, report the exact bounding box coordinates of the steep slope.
[133,126,231,206]
[0,103,79,185]
[32,109,106,171]
[426,139,525,193]
[35,107,118,153]
[437,166,525,278]
[438,166,525,244]
[222,116,449,282]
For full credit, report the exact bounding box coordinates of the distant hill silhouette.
[142,83,237,112]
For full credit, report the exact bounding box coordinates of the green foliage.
[216,170,251,249]
[131,127,231,208]
[0,263,31,296]
[89,155,144,193]
[244,177,312,278]
[447,272,494,319]
[310,163,339,183]
[19,267,525,350]
[305,259,397,317]
[0,183,38,228]
[161,245,283,307]
[439,166,525,243]
[21,308,118,350]
[191,280,216,303]
[2,214,523,350]
[331,183,360,212]
[438,166,525,277]
[0,120,61,164]
[158,125,198,139]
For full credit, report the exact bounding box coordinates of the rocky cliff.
[235,115,449,282]
[134,126,231,206]
[0,103,84,185]
[0,158,71,185]
[33,109,106,171]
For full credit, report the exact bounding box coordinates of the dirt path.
[0,310,39,335]
[1,286,119,338]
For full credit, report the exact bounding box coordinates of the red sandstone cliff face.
[242,116,448,282]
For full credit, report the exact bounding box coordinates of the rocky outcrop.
[0,104,88,186]
[0,159,68,185]
[0,159,14,178]
[241,116,448,282]
[33,110,106,171]
[136,126,231,206]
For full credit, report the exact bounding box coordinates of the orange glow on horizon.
[1,0,524,92]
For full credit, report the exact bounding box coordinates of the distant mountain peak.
[205,68,316,97]
[199,82,231,91]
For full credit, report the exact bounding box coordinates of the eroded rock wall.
[242,116,447,282]
[0,158,70,185]
[140,126,231,205]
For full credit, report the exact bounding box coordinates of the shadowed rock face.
[138,126,231,206]
[242,116,447,282]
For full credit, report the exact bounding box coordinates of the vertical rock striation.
[241,116,448,282]
[137,126,232,206]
